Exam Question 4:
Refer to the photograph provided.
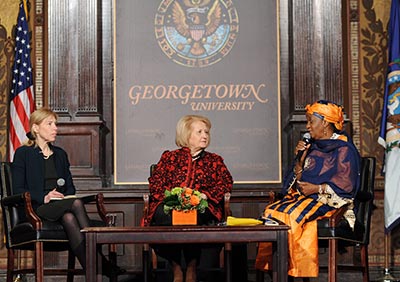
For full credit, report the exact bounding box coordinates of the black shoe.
[102,257,126,278]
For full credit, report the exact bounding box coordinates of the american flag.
[9,1,35,161]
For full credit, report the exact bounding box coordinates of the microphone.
[294,133,311,162]
[56,178,66,192]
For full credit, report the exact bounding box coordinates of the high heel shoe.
[172,261,183,282]
[185,259,196,282]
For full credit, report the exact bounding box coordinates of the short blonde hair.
[25,107,58,146]
[175,115,211,148]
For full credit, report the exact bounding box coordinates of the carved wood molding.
[359,0,387,176]
[34,0,44,108]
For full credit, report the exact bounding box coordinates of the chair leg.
[224,243,232,282]
[328,238,337,282]
[109,245,118,282]
[7,249,15,282]
[151,249,158,269]
[67,249,75,282]
[219,247,224,268]
[143,245,150,282]
[255,269,264,282]
[360,244,370,282]
[35,241,44,282]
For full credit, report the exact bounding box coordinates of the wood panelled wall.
[36,0,350,193]
[0,0,395,279]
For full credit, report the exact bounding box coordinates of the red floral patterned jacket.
[145,147,233,226]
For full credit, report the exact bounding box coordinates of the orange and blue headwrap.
[305,100,344,131]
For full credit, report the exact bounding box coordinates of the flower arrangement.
[163,187,208,214]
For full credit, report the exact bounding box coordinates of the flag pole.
[374,231,398,281]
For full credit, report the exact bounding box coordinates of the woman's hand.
[294,140,311,164]
[296,181,319,196]
[44,188,64,203]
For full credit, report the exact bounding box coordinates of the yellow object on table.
[226,216,263,226]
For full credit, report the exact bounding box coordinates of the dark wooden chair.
[143,164,275,282]
[255,157,375,282]
[0,161,114,282]
[317,156,375,282]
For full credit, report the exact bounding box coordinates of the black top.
[44,155,58,193]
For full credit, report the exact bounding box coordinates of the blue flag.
[378,0,400,232]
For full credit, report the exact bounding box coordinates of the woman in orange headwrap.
[255,100,361,279]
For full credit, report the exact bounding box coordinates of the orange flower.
[190,195,200,206]
[184,187,193,196]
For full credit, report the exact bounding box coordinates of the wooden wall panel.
[291,0,344,112]
[44,0,106,189]
[288,0,347,166]
[54,122,104,189]
[47,0,100,117]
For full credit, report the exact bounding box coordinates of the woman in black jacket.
[12,107,123,277]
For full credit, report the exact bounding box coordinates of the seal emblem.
[155,0,239,68]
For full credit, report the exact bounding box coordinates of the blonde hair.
[24,107,58,146]
[175,115,211,148]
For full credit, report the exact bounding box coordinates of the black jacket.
[12,144,75,210]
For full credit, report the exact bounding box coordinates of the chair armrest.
[1,193,25,207]
[1,192,43,229]
[22,192,43,229]
[268,191,275,203]
[142,194,150,225]
[95,193,107,223]
[224,192,232,220]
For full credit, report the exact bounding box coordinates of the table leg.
[85,232,98,282]
[276,230,288,282]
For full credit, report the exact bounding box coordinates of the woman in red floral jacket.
[146,115,233,282]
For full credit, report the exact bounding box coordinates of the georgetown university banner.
[113,0,281,184]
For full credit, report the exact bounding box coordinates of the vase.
[172,209,197,225]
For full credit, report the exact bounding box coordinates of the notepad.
[50,195,77,201]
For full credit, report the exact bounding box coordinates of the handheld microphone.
[294,133,311,162]
[56,178,65,192]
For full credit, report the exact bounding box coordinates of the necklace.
[191,150,203,161]
[40,145,53,159]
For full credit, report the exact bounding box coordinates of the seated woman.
[255,100,361,279]
[11,107,123,277]
[144,114,233,282]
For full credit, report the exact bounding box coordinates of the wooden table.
[82,224,289,282]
